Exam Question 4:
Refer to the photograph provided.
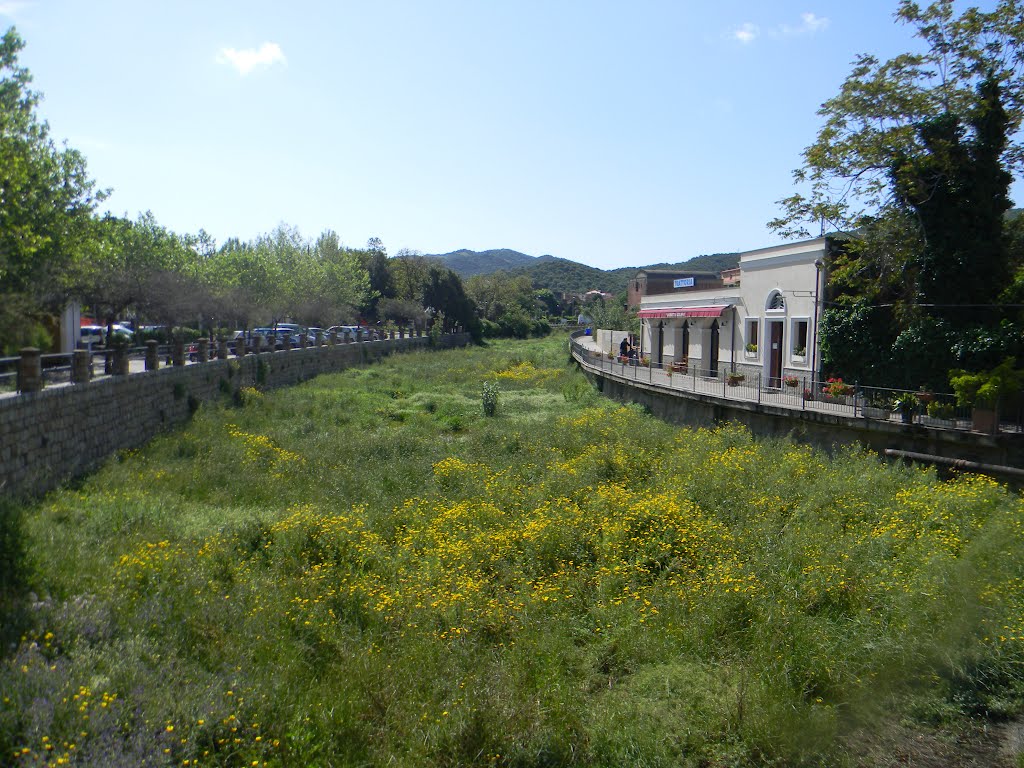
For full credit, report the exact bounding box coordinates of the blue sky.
[2,0,1013,269]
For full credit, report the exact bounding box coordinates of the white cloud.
[732,22,759,44]
[0,1,31,18]
[779,12,830,37]
[731,12,829,45]
[216,42,286,76]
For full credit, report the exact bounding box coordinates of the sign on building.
[673,277,695,288]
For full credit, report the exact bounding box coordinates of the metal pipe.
[884,449,1024,480]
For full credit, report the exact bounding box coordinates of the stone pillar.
[236,335,248,357]
[299,333,308,349]
[252,335,263,354]
[315,330,323,347]
[329,329,338,346]
[17,348,43,393]
[145,340,159,371]
[282,334,292,352]
[197,338,209,363]
[113,346,129,376]
[217,340,228,360]
[172,340,185,367]
[71,350,92,384]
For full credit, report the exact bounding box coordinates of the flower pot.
[971,406,998,435]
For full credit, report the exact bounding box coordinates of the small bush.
[482,380,499,416]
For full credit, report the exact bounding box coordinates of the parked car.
[252,328,302,350]
[326,325,362,341]
[79,324,133,347]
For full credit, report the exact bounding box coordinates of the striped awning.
[636,305,730,319]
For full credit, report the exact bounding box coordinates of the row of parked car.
[80,322,371,353]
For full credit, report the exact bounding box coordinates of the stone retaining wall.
[0,333,470,498]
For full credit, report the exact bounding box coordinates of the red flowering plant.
[823,377,854,398]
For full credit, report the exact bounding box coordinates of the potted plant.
[782,375,799,388]
[823,377,853,398]
[745,343,757,356]
[726,371,745,386]
[793,346,807,358]
[949,358,1022,435]
[892,392,918,424]
[922,399,956,428]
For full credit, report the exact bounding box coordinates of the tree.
[0,27,105,349]
[771,1,1024,244]
[770,1,1024,387]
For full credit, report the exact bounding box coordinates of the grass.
[2,331,1024,766]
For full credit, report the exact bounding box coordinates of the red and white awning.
[636,305,731,319]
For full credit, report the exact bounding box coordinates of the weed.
[3,333,1023,767]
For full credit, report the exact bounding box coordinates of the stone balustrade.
[1,332,472,498]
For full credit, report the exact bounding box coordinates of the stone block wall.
[0,333,470,498]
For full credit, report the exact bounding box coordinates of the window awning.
[637,305,731,319]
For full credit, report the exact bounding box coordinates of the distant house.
[636,237,829,385]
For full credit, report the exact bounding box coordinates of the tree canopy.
[0,27,105,350]
[770,1,1024,389]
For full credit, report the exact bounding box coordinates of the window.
[792,319,809,358]
[766,290,785,311]
[745,318,759,355]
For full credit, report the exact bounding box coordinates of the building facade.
[637,237,828,385]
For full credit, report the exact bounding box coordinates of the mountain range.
[424,248,740,295]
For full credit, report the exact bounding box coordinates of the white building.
[637,237,828,385]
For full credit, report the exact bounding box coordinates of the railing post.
[113,346,129,376]
[172,340,185,367]
[197,338,209,363]
[853,381,859,418]
[217,340,228,360]
[71,349,92,384]
[236,335,247,357]
[757,372,762,405]
[329,329,338,346]
[802,377,807,411]
[17,348,43,393]
[145,340,159,371]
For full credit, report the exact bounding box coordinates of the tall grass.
[2,332,1023,766]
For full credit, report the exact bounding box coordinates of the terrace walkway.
[569,330,1024,480]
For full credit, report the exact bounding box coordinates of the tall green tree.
[0,27,105,349]
[770,1,1024,387]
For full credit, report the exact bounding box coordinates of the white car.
[79,324,133,347]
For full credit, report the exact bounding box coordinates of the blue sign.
[673,277,695,288]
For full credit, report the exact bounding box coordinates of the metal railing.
[569,331,1023,435]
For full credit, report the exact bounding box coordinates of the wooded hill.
[426,248,740,295]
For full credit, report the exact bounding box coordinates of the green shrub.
[481,380,499,416]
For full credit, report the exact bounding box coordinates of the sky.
[2,0,1017,270]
